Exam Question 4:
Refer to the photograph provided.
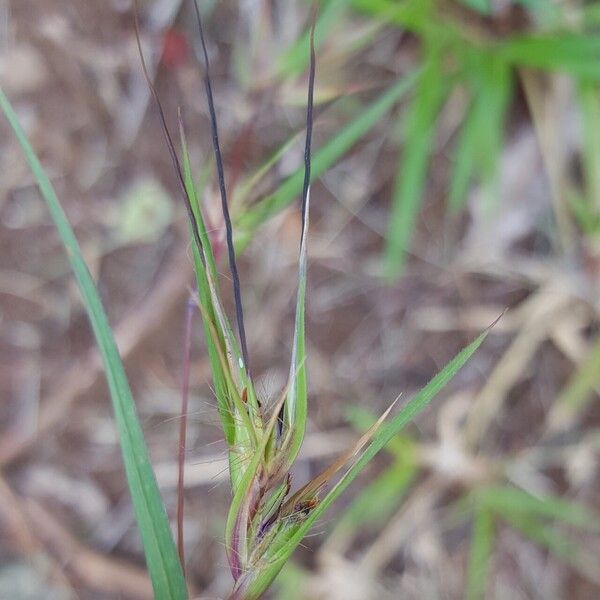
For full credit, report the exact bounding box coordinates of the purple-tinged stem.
[177,295,195,573]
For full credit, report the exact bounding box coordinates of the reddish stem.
[177,295,195,574]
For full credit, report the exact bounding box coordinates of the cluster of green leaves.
[269,0,600,278]
[369,0,600,276]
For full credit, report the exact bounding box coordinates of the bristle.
[133,0,206,266]
[192,0,251,376]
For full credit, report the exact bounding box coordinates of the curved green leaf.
[0,87,187,600]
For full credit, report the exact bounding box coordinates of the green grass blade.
[584,4,600,26]
[0,87,187,599]
[547,334,600,433]
[476,55,511,212]
[475,486,600,532]
[282,242,308,466]
[304,327,491,533]
[384,47,448,279]
[235,71,420,248]
[178,126,251,397]
[465,506,495,600]
[578,80,600,213]
[280,19,316,473]
[457,0,490,14]
[179,128,238,449]
[345,405,414,457]
[503,513,599,580]
[349,0,434,35]
[499,34,600,79]
[449,52,510,214]
[281,166,311,469]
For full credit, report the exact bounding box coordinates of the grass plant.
[0,1,509,598]
[6,0,600,597]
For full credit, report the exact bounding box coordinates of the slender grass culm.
[0,1,495,598]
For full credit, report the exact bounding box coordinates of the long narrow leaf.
[450,52,511,213]
[0,87,187,599]
[295,327,492,541]
[280,16,317,470]
[547,334,600,433]
[465,506,495,600]
[578,80,600,212]
[179,125,237,449]
[449,95,481,213]
[384,47,448,279]
[475,486,600,532]
[499,34,600,79]
[477,54,511,212]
